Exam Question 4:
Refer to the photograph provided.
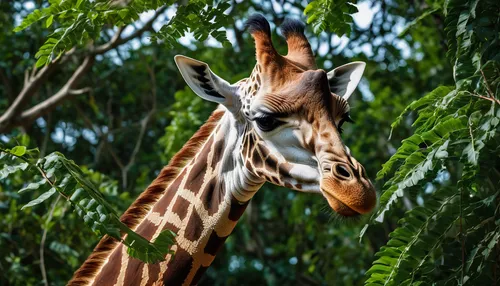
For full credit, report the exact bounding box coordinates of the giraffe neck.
[72,107,264,286]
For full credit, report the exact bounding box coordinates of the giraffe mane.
[69,108,225,285]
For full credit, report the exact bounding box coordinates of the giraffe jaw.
[321,190,360,217]
[320,175,377,217]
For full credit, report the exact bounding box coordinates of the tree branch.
[92,6,167,55]
[68,87,92,95]
[0,6,167,134]
[15,56,95,128]
[480,69,499,104]
[0,49,75,132]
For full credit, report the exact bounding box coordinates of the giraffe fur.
[70,14,377,286]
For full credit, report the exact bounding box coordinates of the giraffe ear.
[327,62,366,100]
[174,55,239,108]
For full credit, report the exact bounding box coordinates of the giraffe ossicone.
[70,14,376,286]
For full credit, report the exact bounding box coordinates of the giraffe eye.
[255,115,283,132]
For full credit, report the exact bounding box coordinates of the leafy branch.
[2,1,232,134]
[363,0,500,284]
[13,0,231,67]
[0,145,175,264]
[304,0,358,35]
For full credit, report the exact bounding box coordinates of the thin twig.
[466,91,500,105]
[68,87,92,95]
[108,146,125,170]
[480,69,496,99]
[40,195,61,286]
[40,173,65,199]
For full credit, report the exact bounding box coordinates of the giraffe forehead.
[240,64,350,125]
[258,70,334,112]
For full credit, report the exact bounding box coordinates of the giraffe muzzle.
[320,161,376,216]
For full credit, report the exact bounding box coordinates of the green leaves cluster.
[0,145,175,264]
[153,1,231,48]
[304,0,358,35]
[363,0,500,284]
[14,0,231,67]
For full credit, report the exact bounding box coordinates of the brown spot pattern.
[228,196,250,221]
[252,149,263,169]
[265,155,278,172]
[259,143,270,158]
[245,160,254,173]
[152,167,187,214]
[133,219,157,241]
[204,230,229,256]
[201,177,223,215]
[163,248,193,285]
[164,221,180,234]
[172,196,190,220]
[185,136,213,195]
[147,263,161,285]
[185,211,204,242]
[278,162,293,175]
[192,266,209,285]
[211,138,224,170]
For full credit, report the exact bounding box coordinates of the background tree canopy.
[0,0,498,285]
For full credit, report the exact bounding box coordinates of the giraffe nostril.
[334,164,351,179]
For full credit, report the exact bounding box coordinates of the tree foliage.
[304,0,358,35]
[363,0,500,284]
[15,0,231,67]
[1,140,175,264]
[1,0,499,285]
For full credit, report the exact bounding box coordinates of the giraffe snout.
[320,160,376,216]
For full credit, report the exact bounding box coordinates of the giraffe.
[69,14,376,286]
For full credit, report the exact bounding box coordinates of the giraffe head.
[174,15,376,217]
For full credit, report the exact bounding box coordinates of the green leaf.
[10,146,27,156]
[19,179,47,194]
[118,9,128,20]
[76,0,85,9]
[46,15,54,28]
[21,188,57,210]
[13,9,44,32]
[365,188,460,285]
[36,56,49,68]
[1,147,177,264]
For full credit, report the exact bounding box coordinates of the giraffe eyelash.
[338,112,354,134]
[254,114,285,132]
